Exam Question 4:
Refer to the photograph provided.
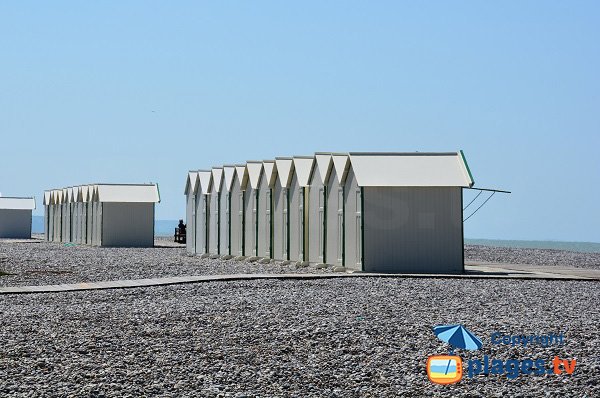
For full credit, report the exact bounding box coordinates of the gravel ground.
[0,238,329,287]
[1,238,599,287]
[0,278,598,397]
[465,245,600,269]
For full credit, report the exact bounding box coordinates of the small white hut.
[0,197,36,239]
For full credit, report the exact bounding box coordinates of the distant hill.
[32,216,178,237]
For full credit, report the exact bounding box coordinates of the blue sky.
[1,1,598,242]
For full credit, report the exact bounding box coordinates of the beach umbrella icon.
[433,324,483,352]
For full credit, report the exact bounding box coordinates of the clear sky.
[1,2,598,242]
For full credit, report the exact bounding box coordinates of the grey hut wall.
[92,202,102,246]
[272,183,288,261]
[229,178,243,256]
[195,193,207,255]
[100,202,155,247]
[0,209,32,238]
[257,175,272,258]
[325,167,343,266]
[243,185,257,256]
[47,204,54,241]
[288,173,307,262]
[54,204,62,242]
[71,203,77,243]
[186,193,195,254]
[62,203,71,242]
[363,186,463,273]
[86,202,94,245]
[209,189,219,254]
[219,189,229,255]
[343,168,362,271]
[44,205,49,240]
[308,170,325,264]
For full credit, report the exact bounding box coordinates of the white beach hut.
[324,154,349,267]
[209,167,224,255]
[84,185,94,245]
[184,171,199,254]
[53,189,62,242]
[195,171,212,256]
[245,161,263,258]
[220,166,236,257]
[273,157,293,261]
[62,188,69,242]
[43,191,52,241]
[289,156,314,264]
[257,160,276,259]
[230,165,248,256]
[339,152,474,273]
[0,197,36,238]
[87,183,160,247]
[308,153,333,265]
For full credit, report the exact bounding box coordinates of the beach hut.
[221,166,236,257]
[92,185,102,246]
[339,152,474,273]
[53,189,62,242]
[289,156,314,264]
[324,154,349,267]
[245,161,263,258]
[67,187,76,242]
[80,185,87,244]
[230,165,248,256]
[85,183,160,247]
[43,191,52,241]
[73,186,82,244]
[61,188,68,242]
[308,153,333,265]
[184,171,199,254]
[209,167,223,255]
[273,157,293,261]
[257,160,276,259]
[84,185,93,245]
[0,197,36,238]
[195,171,212,256]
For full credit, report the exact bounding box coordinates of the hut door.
[238,192,244,256]
[191,195,196,251]
[318,188,324,262]
[225,193,230,253]
[253,191,258,256]
[298,189,304,261]
[337,188,343,263]
[355,188,362,267]
[265,190,271,257]
[282,188,288,259]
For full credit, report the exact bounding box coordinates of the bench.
[174,227,186,244]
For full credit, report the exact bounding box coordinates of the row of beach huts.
[40,184,160,247]
[1,151,476,273]
[184,152,474,273]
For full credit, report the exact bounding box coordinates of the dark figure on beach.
[175,220,187,244]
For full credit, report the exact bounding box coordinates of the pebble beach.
[1,238,599,397]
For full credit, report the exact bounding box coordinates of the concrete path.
[1,263,599,295]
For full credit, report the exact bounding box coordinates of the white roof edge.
[275,158,294,188]
[223,166,236,192]
[348,152,473,187]
[211,167,224,192]
[0,197,36,210]
[293,156,315,187]
[246,162,263,189]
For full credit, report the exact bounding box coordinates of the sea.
[30,216,600,254]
